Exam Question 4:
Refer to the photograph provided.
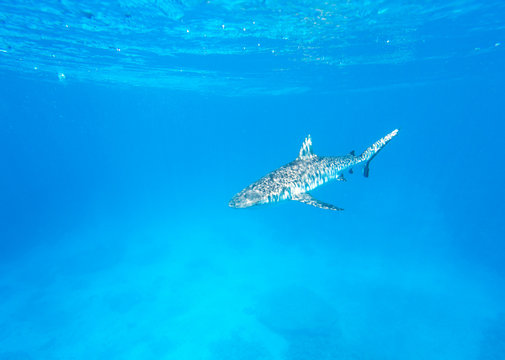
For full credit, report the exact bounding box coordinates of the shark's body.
[229,129,398,210]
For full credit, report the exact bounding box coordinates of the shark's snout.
[229,189,264,208]
[228,197,240,208]
[228,195,251,208]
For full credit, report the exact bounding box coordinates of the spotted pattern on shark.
[229,129,399,210]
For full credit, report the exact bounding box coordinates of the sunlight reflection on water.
[0,0,503,93]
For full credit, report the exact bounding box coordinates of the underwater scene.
[1,1,505,359]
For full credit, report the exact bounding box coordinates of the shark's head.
[228,187,267,208]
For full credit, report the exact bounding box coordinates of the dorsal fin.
[349,150,355,156]
[298,135,315,159]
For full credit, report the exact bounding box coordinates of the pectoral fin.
[292,193,343,211]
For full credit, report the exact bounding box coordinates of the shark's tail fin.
[359,129,399,177]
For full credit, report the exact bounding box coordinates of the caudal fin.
[359,129,399,177]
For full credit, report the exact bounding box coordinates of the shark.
[228,129,398,211]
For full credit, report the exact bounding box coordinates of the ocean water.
[1,1,505,359]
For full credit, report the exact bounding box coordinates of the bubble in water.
[58,72,66,81]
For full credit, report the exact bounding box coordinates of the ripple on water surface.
[0,0,504,93]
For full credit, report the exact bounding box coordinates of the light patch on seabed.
[315,254,501,359]
[0,209,503,359]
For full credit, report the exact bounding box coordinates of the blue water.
[1,1,505,359]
